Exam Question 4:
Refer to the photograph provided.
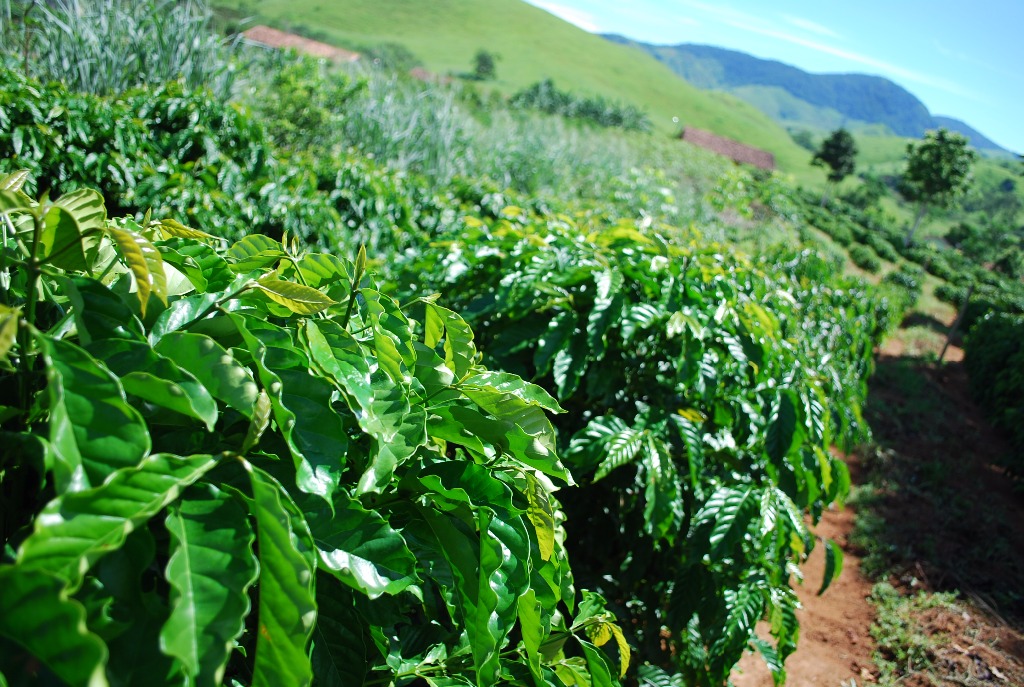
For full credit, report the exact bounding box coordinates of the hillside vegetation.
[216,0,824,180]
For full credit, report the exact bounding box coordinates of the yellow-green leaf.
[525,473,555,561]
[0,305,19,362]
[0,169,30,192]
[157,218,218,242]
[585,621,630,678]
[255,278,336,315]
[107,224,167,317]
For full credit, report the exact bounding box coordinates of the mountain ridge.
[604,35,1011,156]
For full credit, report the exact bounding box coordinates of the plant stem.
[18,206,44,411]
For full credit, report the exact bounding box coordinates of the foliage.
[510,79,652,132]
[391,207,891,685]
[849,244,881,273]
[0,171,626,686]
[0,66,341,246]
[870,583,960,685]
[471,49,497,81]
[964,313,1024,480]
[0,0,238,98]
[811,128,857,184]
[899,128,977,244]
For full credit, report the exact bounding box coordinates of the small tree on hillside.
[811,128,857,205]
[472,49,497,80]
[899,128,977,245]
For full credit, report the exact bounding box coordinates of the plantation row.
[0,7,907,685]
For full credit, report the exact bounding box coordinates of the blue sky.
[524,0,1024,154]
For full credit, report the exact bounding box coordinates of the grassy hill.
[217,0,825,182]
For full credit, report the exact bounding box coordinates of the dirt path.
[732,335,1024,686]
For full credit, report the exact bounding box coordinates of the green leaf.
[302,320,425,496]
[161,484,258,687]
[40,335,151,491]
[578,639,616,687]
[88,338,219,431]
[17,453,218,590]
[0,567,109,687]
[424,302,477,380]
[242,390,273,455]
[310,574,375,687]
[692,486,759,559]
[155,332,259,419]
[55,188,105,267]
[245,463,317,687]
[586,269,624,358]
[107,223,168,317]
[232,314,346,502]
[226,234,286,271]
[64,276,146,345]
[817,539,844,596]
[0,305,19,363]
[296,253,352,288]
[765,390,798,463]
[306,490,419,599]
[461,371,565,414]
[41,205,88,272]
[148,273,253,342]
[255,278,336,315]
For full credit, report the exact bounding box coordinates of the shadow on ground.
[858,354,1024,619]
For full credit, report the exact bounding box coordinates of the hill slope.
[607,37,1012,157]
[216,0,822,179]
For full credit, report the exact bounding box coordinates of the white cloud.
[781,15,840,39]
[530,2,601,32]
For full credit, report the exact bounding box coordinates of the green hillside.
[218,0,824,181]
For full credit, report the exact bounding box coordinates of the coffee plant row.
[390,208,894,684]
[0,172,629,686]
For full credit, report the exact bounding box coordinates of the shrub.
[850,244,881,273]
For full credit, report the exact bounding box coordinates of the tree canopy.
[899,128,977,244]
[812,128,858,184]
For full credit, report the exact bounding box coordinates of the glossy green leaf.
[226,234,285,271]
[157,218,218,242]
[242,390,273,455]
[306,490,418,598]
[578,639,615,687]
[161,484,258,687]
[88,338,218,431]
[155,332,259,419]
[148,273,253,341]
[55,188,105,267]
[245,463,317,687]
[232,314,345,502]
[40,335,151,490]
[302,320,425,496]
[64,276,146,344]
[525,473,555,562]
[17,452,216,590]
[817,539,844,596]
[0,567,109,687]
[461,371,565,414]
[41,205,88,272]
[296,253,352,288]
[586,269,624,357]
[255,278,336,315]
[424,302,477,380]
[692,486,759,559]
[0,169,30,192]
[107,222,168,317]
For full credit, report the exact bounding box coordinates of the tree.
[811,128,857,205]
[899,128,977,245]
[472,49,497,80]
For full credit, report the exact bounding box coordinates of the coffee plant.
[0,171,627,686]
[392,208,891,685]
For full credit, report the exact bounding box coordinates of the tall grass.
[0,0,237,97]
[334,65,726,222]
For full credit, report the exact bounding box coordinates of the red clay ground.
[731,331,1024,686]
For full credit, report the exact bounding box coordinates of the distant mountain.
[604,36,1011,156]
[931,116,1013,157]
